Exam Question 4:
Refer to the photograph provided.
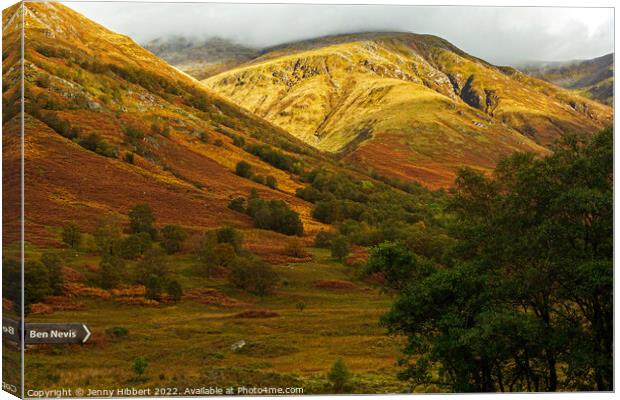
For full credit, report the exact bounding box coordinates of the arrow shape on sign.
[82,324,91,343]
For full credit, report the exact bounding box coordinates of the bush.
[124,152,135,164]
[78,133,116,158]
[132,357,148,376]
[246,193,303,236]
[24,260,51,314]
[285,238,307,258]
[228,197,246,213]
[119,233,152,260]
[228,257,278,296]
[215,226,243,252]
[167,280,183,302]
[328,358,351,393]
[235,161,252,178]
[99,255,125,289]
[135,249,169,284]
[331,235,349,262]
[161,225,187,255]
[265,175,277,189]
[129,203,157,239]
[41,253,64,295]
[94,215,123,256]
[145,274,162,300]
[62,222,81,249]
[314,231,334,248]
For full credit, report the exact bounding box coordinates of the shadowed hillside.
[204,32,612,187]
[519,53,613,106]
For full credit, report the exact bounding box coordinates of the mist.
[64,1,614,65]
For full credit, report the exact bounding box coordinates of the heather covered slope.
[2,2,330,246]
[205,32,612,187]
[520,53,613,106]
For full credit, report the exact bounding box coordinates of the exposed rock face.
[460,75,483,109]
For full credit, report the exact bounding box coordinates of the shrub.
[132,357,148,376]
[62,222,81,249]
[161,225,187,255]
[99,255,125,289]
[266,175,277,189]
[107,326,129,339]
[246,193,303,236]
[328,358,351,393]
[78,133,115,157]
[94,215,123,256]
[119,233,151,260]
[24,260,51,314]
[331,235,350,262]
[40,252,64,295]
[167,280,183,302]
[235,161,252,178]
[145,274,162,300]
[314,231,334,248]
[215,226,243,252]
[129,203,157,239]
[285,238,307,258]
[135,249,169,284]
[228,197,246,213]
[228,257,278,296]
[124,152,135,164]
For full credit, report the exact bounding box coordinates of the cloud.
[63,1,613,65]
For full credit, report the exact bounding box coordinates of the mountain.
[144,36,260,80]
[2,2,329,249]
[204,32,612,187]
[519,53,613,106]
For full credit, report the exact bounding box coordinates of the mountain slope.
[2,2,330,249]
[519,53,613,106]
[204,32,612,187]
[144,36,260,80]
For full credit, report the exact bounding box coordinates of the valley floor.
[12,248,412,395]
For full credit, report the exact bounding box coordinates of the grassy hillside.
[205,32,612,187]
[3,1,335,248]
[519,53,613,106]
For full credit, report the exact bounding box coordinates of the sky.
[64,1,614,66]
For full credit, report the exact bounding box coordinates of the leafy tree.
[228,257,278,296]
[364,241,433,291]
[78,133,115,157]
[135,249,169,284]
[330,235,349,262]
[215,226,243,252]
[285,238,307,258]
[384,129,613,392]
[94,215,123,256]
[235,160,252,178]
[246,192,303,236]
[40,252,64,295]
[314,231,334,248]
[24,260,51,314]
[145,274,163,300]
[99,255,124,289]
[2,259,21,313]
[167,280,183,302]
[62,222,81,249]
[129,203,157,239]
[161,224,187,255]
[327,358,351,393]
[119,233,151,260]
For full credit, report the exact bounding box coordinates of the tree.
[314,231,334,248]
[94,215,123,256]
[235,161,252,178]
[216,226,243,252]
[128,203,157,239]
[327,358,351,393]
[330,235,349,262]
[132,357,148,376]
[24,261,51,314]
[2,259,21,313]
[285,238,307,258]
[228,257,278,296]
[364,241,433,291]
[161,225,187,254]
[167,280,183,302]
[62,222,81,249]
[119,233,151,259]
[145,274,162,300]
[135,249,169,284]
[99,255,124,289]
[296,301,306,313]
[40,252,64,295]
[384,129,613,392]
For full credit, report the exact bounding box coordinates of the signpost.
[2,318,91,344]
